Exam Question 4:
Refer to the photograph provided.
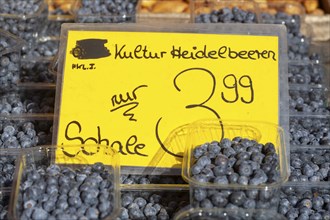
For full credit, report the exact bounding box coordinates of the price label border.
[53,23,289,175]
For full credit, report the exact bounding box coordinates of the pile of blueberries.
[0,120,52,149]
[176,208,286,220]
[22,40,59,60]
[288,63,325,86]
[260,12,314,63]
[289,148,330,182]
[121,174,186,185]
[0,90,55,114]
[0,193,9,220]
[76,0,138,23]
[260,12,301,35]
[0,0,48,44]
[289,117,329,146]
[195,7,257,23]
[0,34,20,90]
[20,61,56,83]
[40,20,70,38]
[279,186,330,220]
[17,162,116,220]
[289,89,330,114]
[117,190,189,220]
[0,155,16,188]
[190,137,280,209]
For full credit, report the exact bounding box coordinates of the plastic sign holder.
[53,23,288,174]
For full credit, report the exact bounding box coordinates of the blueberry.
[243,198,256,209]
[196,155,211,168]
[193,189,207,201]
[237,175,249,186]
[214,154,228,167]
[238,161,253,177]
[86,207,99,219]
[32,208,48,220]
[310,213,323,220]
[128,208,144,219]
[312,196,324,210]
[213,176,228,184]
[211,192,228,207]
[143,203,158,217]
[213,165,227,177]
[200,199,213,208]
[229,191,247,206]
[228,173,239,183]
[249,169,267,185]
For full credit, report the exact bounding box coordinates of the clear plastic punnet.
[72,0,138,23]
[182,119,289,210]
[289,115,330,147]
[21,38,60,62]
[288,146,330,183]
[0,148,21,191]
[191,0,259,24]
[40,19,74,40]
[0,29,24,91]
[0,0,48,48]
[119,188,190,219]
[288,62,329,88]
[257,1,306,33]
[279,182,330,219]
[8,145,120,220]
[0,88,55,116]
[0,189,11,220]
[289,87,330,115]
[173,207,286,220]
[19,59,57,85]
[0,116,54,149]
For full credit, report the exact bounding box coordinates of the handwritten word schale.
[64,121,147,157]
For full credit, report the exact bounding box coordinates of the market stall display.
[0,0,329,220]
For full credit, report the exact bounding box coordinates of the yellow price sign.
[55,28,280,169]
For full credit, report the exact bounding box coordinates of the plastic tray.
[279,182,330,219]
[17,57,56,89]
[191,0,259,24]
[173,207,286,220]
[181,119,289,210]
[0,88,55,115]
[0,189,11,220]
[288,146,330,183]
[8,145,120,220]
[257,1,306,35]
[0,0,48,46]
[289,115,330,147]
[0,149,21,191]
[0,29,24,91]
[22,38,60,62]
[288,62,329,88]
[19,59,56,84]
[72,0,138,23]
[119,188,190,219]
[289,87,330,115]
[40,19,74,40]
[0,116,54,149]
